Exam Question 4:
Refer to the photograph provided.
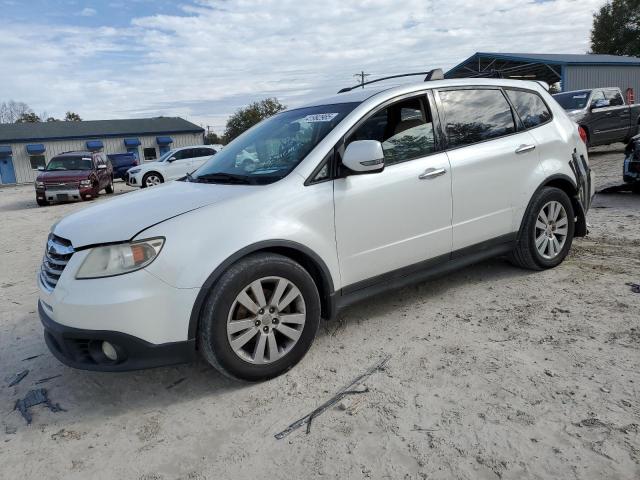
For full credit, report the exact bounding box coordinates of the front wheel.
[36,198,49,207]
[105,177,114,194]
[142,172,163,188]
[198,253,321,381]
[509,187,575,270]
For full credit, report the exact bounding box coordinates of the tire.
[36,198,49,207]
[631,184,640,195]
[509,187,575,270]
[105,177,114,194]
[142,172,163,188]
[198,253,321,381]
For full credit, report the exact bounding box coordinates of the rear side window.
[439,89,516,148]
[506,89,552,129]
[604,90,624,106]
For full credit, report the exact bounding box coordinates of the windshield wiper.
[194,172,255,185]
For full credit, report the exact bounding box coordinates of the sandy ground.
[1,145,639,480]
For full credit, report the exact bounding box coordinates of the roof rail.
[337,68,444,94]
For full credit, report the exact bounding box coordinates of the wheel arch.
[526,174,587,238]
[143,170,164,182]
[187,240,336,341]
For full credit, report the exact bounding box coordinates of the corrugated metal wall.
[8,132,204,184]
[564,65,640,102]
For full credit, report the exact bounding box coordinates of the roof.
[446,52,640,84]
[0,117,204,143]
[300,86,392,108]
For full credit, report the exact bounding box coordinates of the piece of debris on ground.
[6,370,29,387]
[14,388,66,425]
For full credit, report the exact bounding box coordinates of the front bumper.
[39,300,196,371]
[37,185,97,202]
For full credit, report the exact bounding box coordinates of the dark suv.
[35,151,114,206]
[107,153,139,181]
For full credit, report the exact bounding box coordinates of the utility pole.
[354,71,371,89]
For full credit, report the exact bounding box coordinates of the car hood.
[38,170,91,183]
[53,181,254,248]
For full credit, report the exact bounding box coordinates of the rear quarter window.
[506,89,552,129]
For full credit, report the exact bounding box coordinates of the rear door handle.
[419,167,446,180]
[515,144,536,154]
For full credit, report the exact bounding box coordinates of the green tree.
[46,117,59,122]
[15,112,41,123]
[64,111,82,122]
[204,131,224,145]
[224,98,286,142]
[590,0,640,57]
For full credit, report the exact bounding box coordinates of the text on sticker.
[303,113,340,123]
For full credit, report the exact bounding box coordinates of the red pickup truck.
[35,151,114,206]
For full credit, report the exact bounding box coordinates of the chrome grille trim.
[40,234,74,292]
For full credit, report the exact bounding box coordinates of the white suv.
[38,78,593,381]
[126,145,220,188]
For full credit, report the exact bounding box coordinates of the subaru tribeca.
[38,77,594,381]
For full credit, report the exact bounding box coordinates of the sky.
[0,0,604,133]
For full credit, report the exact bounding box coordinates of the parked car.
[35,151,113,206]
[107,153,139,181]
[38,77,594,381]
[623,134,640,193]
[552,87,640,147]
[126,145,219,188]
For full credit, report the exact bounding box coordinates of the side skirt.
[333,233,516,315]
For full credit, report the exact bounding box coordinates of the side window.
[349,96,435,166]
[605,90,624,106]
[591,90,605,103]
[506,89,552,129]
[439,89,516,148]
[181,149,196,159]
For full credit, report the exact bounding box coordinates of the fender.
[187,240,336,340]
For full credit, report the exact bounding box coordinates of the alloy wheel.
[534,200,568,260]
[145,174,161,187]
[226,276,306,364]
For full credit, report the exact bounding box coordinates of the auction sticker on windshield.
[303,113,340,122]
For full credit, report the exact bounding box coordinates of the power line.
[353,71,371,89]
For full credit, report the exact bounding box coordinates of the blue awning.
[156,136,173,145]
[124,138,141,147]
[0,145,11,156]
[26,144,45,154]
[86,140,104,150]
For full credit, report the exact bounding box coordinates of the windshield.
[191,103,358,185]
[553,91,591,110]
[46,156,93,171]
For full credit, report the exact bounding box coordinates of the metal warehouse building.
[0,117,204,185]
[446,52,640,101]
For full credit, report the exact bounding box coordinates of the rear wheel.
[198,253,321,381]
[510,187,575,270]
[142,172,163,188]
[105,176,114,194]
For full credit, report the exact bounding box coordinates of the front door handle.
[515,144,536,154]
[419,167,447,180]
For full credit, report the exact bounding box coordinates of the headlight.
[128,168,141,175]
[76,238,164,279]
[79,179,92,187]
[35,181,44,188]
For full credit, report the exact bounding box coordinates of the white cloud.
[0,0,604,132]
[80,7,97,17]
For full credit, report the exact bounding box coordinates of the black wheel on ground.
[36,198,49,207]
[198,253,321,382]
[105,177,114,194]
[142,172,163,188]
[631,183,640,195]
[509,187,575,271]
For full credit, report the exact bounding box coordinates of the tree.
[590,0,640,57]
[64,111,82,122]
[204,131,224,145]
[0,100,32,123]
[46,117,59,122]
[224,98,286,142]
[15,112,41,123]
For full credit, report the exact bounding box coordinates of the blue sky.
[0,0,603,132]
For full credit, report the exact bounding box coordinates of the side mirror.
[591,98,610,109]
[97,164,107,170]
[37,166,45,171]
[342,140,385,173]
[167,156,177,162]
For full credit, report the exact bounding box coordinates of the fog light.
[101,341,118,361]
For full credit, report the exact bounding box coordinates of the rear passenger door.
[436,87,541,251]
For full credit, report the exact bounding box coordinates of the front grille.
[45,183,79,191]
[40,234,74,292]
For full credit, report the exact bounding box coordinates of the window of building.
[349,96,436,166]
[506,89,552,129]
[143,147,157,161]
[439,89,516,148]
[29,155,46,170]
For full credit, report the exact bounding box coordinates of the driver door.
[164,149,193,180]
[333,94,453,289]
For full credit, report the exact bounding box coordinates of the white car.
[38,77,594,381]
[126,145,221,188]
